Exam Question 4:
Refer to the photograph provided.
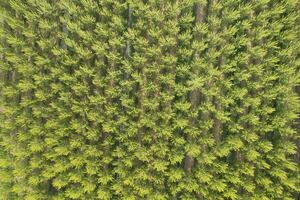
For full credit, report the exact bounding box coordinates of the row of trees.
[0,0,299,199]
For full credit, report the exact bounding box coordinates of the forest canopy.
[0,0,299,199]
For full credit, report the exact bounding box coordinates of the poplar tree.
[0,0,299,199]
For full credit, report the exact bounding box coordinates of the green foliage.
[0,0,299,199]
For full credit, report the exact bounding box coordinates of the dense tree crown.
[0,0,299,199]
